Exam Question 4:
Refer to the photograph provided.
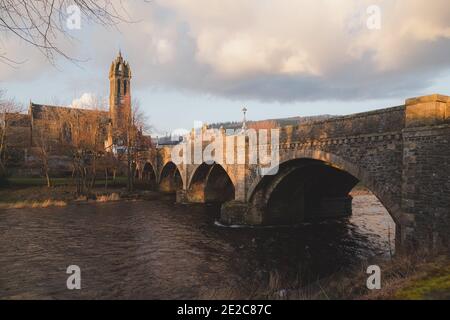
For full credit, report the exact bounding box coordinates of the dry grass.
[294,253,449,300]
[96,193,120,202]
[361,254,450,300]
[0,184,125,209]
[0,199,67,209]
[199,253,450,300]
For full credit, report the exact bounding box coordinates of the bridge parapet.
[279,105,406,144]
[405,94,449,128]
[143,94,449,251]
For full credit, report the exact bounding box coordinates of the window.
[62,123,72,143]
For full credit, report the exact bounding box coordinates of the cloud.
[0,37,49,82]
[71,93,106,110]
[2,0,450,102]
[71,93,94,108]
[119,0,450,101]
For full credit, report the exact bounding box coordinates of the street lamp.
[242,107,247,132]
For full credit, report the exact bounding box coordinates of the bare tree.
[122,97,150,192]
[35,96,109,195]
[0,90,24,174]
[98,150,119,190]
[35,126,52,187]
[0,0,133,64]
[32,104,68,188]
[63,96,109,196]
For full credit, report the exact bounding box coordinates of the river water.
[0,193,395,299]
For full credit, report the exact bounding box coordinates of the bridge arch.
[138,162,157,189]
[159,161,183,193]
[247,149,401,227]
[187,162,235,203]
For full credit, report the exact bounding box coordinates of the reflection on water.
[0,194,394,299]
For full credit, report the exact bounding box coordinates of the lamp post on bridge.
[241,107,248,133]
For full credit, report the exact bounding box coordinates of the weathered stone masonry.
[138,94,449,251]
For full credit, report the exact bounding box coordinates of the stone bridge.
[136,94,449,251]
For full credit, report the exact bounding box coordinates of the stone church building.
[2,52,149,175]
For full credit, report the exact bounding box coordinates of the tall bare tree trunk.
[45,171,51,188]
[105,168,108,191]
[44,157,51,187]
[127,150,133,192]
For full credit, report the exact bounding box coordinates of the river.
[0,193,395,299]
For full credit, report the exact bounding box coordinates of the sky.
[1,0,450,136]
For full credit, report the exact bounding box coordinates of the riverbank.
[0,177,158,209]
[303,252,450,300]
[0,179,373,209]
[200,252,450,300]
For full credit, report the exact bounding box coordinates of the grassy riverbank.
[313,252,450,300]
[5,176,128,187]
[200,253,450,300]
[0,177,156,209]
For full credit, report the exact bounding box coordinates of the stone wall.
[401,95,450,249]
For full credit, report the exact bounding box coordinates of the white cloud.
[70,93,105,110]
[155,39,175,64]
[2,0,450,102]
[124,0,450,100]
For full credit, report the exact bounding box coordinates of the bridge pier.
[176,190,188,203]
[400,94,450,249]
[185,189,207,203]
[220,195,353,226]
[220,201,253,225]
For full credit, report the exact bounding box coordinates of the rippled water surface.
[0,194,395,299]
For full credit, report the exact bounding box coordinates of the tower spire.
[109,51,131,146]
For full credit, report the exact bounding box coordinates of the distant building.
[1,52,151,174]
[155,135,183,147]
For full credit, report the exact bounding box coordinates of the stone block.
[405,94,449,128]
[176,190,187,203]
[220,201,250,225]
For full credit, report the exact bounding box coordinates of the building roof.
[29,103,109,121]
[2,112,31,127]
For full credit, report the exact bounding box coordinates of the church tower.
[109,51,131,143]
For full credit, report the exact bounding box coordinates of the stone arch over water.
[187,162,235,203]
[159,161,183,193]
